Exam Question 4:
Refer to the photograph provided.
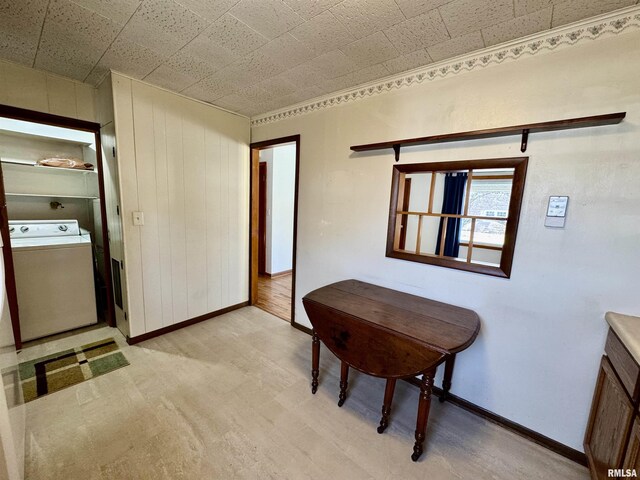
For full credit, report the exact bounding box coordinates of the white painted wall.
[260,144,296,274]
[0,59,96,122]
[110,73,250,338]
[252,32,640,451]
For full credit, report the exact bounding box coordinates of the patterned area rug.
[18,338,129,403]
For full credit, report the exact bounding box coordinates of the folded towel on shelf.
[38,157,94,170]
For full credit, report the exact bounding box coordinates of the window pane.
[467,170,513,218]
[472,219,507,247]
[401,214,420,253]
[403,173,432,212]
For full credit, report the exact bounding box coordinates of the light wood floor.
[255,273,292,321]
[21,307,589,480]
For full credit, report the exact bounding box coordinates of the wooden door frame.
[258,161,267,275]
[0,104,116,348]
[249,135,303,332]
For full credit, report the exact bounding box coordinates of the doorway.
[250,135,300,328]
[0,105,116,349]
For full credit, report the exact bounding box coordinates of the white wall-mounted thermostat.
[545,196,569,228]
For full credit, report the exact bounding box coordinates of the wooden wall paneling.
[132,87,163,333]
[112,76,145,337]
[229,141,248,306]
[219,137,230,306]
[183,116,208,318]
[165,111,189,323]
[0,64,49,114]
[205,129,223,312]
[0,60,96,122]
[45,75,78,120]
[152,101,174,328]
[74,83,97,123]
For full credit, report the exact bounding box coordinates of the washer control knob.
[9,227,14,233]
[58,225,68,232]
[20,226,29,233]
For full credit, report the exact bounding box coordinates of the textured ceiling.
[0,0,637,117]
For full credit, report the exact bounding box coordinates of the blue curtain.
[435,173,468,257]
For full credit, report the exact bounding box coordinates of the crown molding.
[251,5,640,127]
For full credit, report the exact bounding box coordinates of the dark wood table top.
[303,279,480,355]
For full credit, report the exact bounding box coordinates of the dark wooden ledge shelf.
[350,112,626,161]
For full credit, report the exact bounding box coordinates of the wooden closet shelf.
[350,112,626,161]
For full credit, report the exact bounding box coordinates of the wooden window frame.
[386,157,528,278]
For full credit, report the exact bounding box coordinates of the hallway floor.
[255,273,292,321]
[21,307,589,480]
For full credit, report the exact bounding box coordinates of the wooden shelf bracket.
[520,129,529,152]
[393,144,401,162]
[351,112,625,160]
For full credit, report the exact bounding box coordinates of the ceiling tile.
[279,62,326,90]
[174,0,239,22]
[330,0,405,40]
[551,0,635,27]
[229,0,304,40]
[255,75,298,98]
[427,31,485,61]
[212,92,254,111]
[483,8,552,46]
[144,64,200,91]
[439,0,515,38]
[282,0,342,20]
[35,0,121,80]
[182,74,237,102]
[235,84,269,103]
[204,13,269,57]
[275,84,323,106]
[383,49,433,74]
[340,31,399,69]
[290,10,355,56]
[179,33,239,70]
[233,51,286,80]
[258,33,315,70]
[35,36,100,80]
[394,0,452,19]
[42,0,121,53]
[320,63,390,93]
[513,0,557,16]
[91,36,168,80]
[383,9,450,54]
[0,0,48,65]
[69,0,142,25]
[307,50,358,78]
[165,49,221,80]
[0,32,38,67]
[120,0,208,56]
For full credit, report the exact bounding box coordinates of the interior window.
[386,158,528,278]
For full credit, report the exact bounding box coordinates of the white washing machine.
[9,220,97,341]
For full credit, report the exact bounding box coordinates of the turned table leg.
[338,361,349,407]
[311,330,320,394]
[412,368,436,462]
[440,354,456,403]
[377,377,397,433]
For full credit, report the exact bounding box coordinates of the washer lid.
[10,235,91,250]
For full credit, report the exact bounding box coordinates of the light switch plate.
[132,211,144,226]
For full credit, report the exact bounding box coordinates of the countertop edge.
[606,311,640,365]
